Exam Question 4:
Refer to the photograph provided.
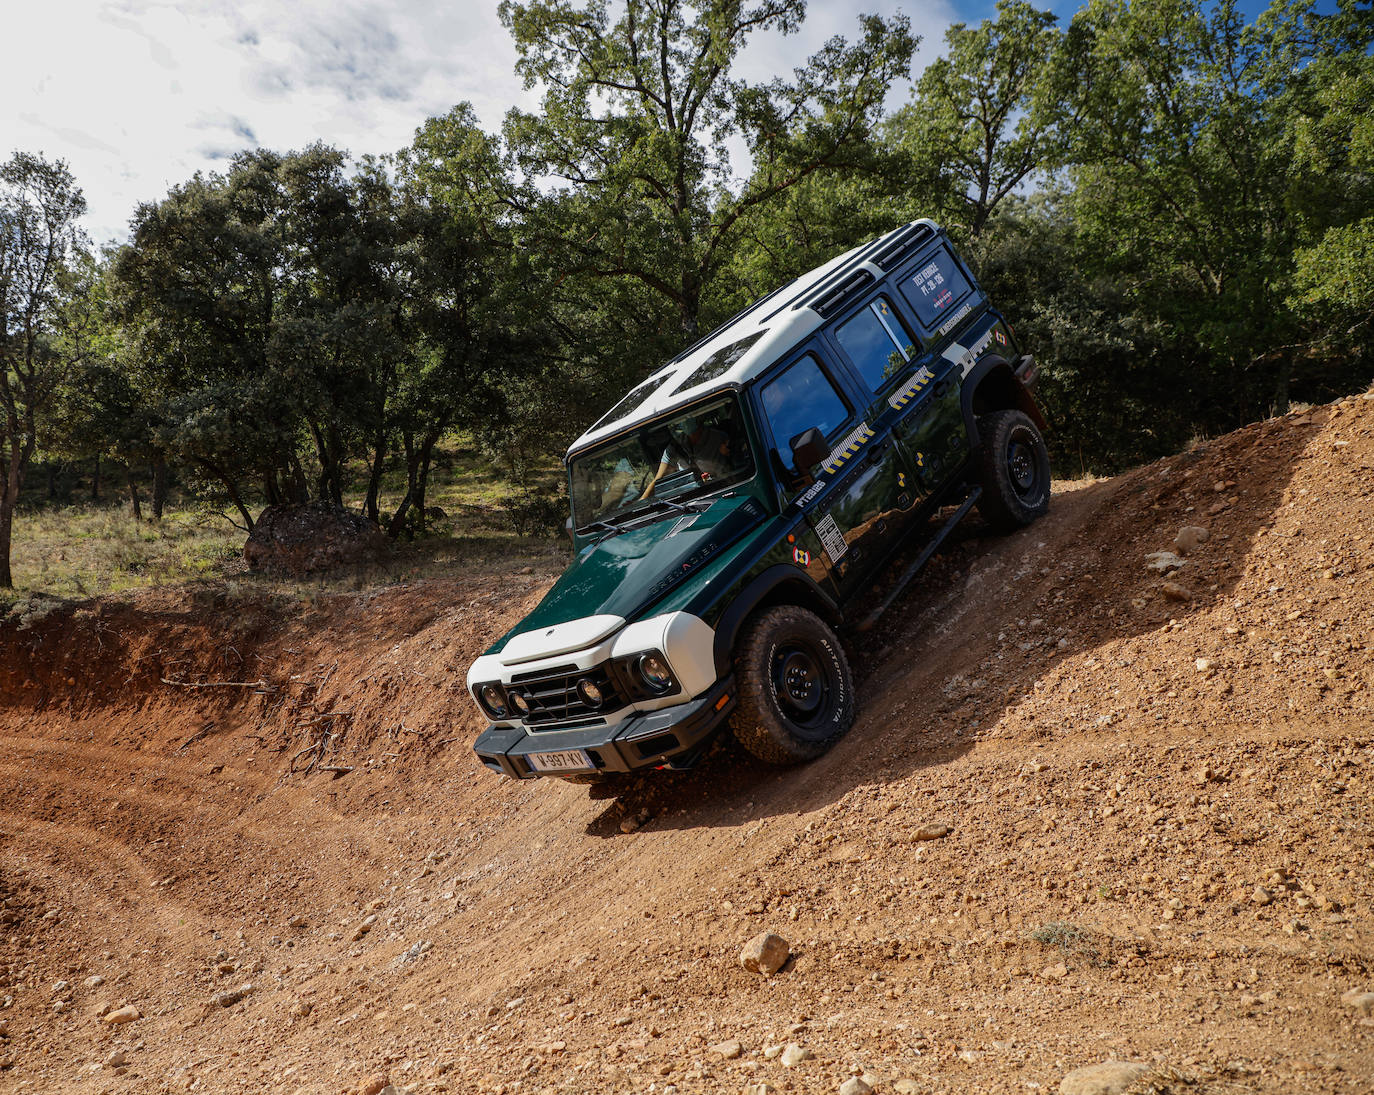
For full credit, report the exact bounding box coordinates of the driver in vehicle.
[640,416,732,498]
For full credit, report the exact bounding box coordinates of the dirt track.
[2,391,1373,1095]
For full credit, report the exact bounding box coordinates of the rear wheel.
[730,605,855,764]
[976,409,1050,532]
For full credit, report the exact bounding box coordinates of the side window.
[760,353,851,470]
[834,295,917,392]
[902,247,972,329]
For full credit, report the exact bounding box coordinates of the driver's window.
[760,354,851,471]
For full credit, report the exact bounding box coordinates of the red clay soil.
[1,390,1372,1095]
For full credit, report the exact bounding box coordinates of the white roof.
[567,220,940,457]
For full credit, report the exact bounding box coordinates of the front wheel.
[730,606,855,765]
[976,409,1051,532]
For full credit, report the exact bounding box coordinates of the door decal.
[815,512,848,562]
[823,422,874,473]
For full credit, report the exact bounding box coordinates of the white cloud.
[0,0,958,246]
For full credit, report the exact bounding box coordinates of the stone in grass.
[1059,1061,1152,1095]
[739,931,789,976]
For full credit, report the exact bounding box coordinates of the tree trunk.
[196,459,254,531]
[1273,356,1292,417]
[1,441,28,589]
[386,432,418,540]
[413,433,438,537]
[364,426,387,524]
[46,463,57,501]
[151,459,168,520]
[127,467,143,522]
[91,453,101,502]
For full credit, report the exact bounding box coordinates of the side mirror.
[789,427,828,472]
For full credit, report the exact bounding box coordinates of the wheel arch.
[961,356,1048,449]
[712,564,842,676]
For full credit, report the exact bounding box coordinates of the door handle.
[932,379,951,398]
[866,440,890,464]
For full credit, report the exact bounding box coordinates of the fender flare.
[712,564,842,675]
[960,354,1048,448]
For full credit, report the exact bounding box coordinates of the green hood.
[490,495,764,654]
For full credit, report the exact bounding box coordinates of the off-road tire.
[729,605,855,765]
[976,409,1051,532]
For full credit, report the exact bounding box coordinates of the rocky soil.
[1,390,1372,1095]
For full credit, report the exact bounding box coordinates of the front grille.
[510,664,624,727]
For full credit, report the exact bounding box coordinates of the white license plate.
[527,749,593,773]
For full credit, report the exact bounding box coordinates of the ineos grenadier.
[468,220,1049,780]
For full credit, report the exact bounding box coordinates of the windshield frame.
[566,390,758,536]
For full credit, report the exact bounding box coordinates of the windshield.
[569,395,755,531]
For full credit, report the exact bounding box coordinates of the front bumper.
[474,675,737,779]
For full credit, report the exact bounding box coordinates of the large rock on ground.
[1059,1061,1151,1095]
[244,503,388,577]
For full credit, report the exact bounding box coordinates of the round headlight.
[638,653,674,692]
[478,683,508,719]
[509,690,531,716]
[576,678,604,706]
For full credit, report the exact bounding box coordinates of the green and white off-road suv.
[469,221,1049,780]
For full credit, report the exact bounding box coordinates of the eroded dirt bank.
[1,392,1372,1095]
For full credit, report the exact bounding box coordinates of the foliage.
[0,152,90,587]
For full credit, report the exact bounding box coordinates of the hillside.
[1,390,1372,1095]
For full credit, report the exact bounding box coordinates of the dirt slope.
[1,390,1372,1095]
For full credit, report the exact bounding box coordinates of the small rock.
[740,931,790,976]
[1341,989,1374,1015]
[710,1039,744,1059]
[351,914,378,941]
[291,1001,312,1017]
[83,975,104,989]
[1059,1060,1152,1095]
[1195,658,1213,674]
[742,1084,776,1095]
[105,1050,128,1068]
[893,1082,921,1095]
[763,1044,785,1059]
[1174,526,1210,554]
[51,980,69,994]
[619,809,650,834]
[839,1079,873,1095]
[357,1076,391,1095]
[911,822,952,841]
[103,1005,141,1025]
[1161,581,1193,602]
[1252,886,1273,906]
[506,996,525,1010]
[287,915,307,929]
[1041,963,1068,981]
[1145,551,1185,573]
[780,1043,812,1067]
[212,983,255,1008]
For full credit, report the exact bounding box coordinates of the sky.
[2,0,972,248]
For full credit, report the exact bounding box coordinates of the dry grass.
[3,446,570,608]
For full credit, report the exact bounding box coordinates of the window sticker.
[904,249,973,328]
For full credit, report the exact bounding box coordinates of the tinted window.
[904,248,972,328]
[835,296,916,391]
[760,354,851,470]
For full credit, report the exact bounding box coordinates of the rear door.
[755,345,911,599]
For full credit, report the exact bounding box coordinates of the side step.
[855,486,982,632]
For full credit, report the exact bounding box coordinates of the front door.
[756,348,911,601]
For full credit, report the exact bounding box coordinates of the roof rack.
[871,222,936,272]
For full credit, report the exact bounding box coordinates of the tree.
[887,0,1062,239]
[500,0,917,341]
[0,152,89,588]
